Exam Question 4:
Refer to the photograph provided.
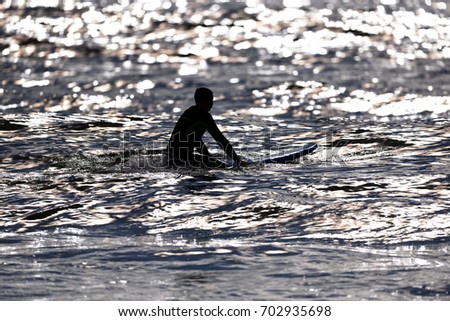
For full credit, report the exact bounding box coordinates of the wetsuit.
[168,105,241,168]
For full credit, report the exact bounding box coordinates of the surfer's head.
[195,87,214,111]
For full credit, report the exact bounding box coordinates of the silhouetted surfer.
[168,87,245,168]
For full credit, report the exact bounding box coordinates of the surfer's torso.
[168,105,238,162]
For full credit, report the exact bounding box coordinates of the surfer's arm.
[204,116,241,163]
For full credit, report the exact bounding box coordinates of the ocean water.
[1,0,449,300]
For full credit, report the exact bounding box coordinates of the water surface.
[1,0,449,300]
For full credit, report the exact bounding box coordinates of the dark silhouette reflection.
[167,87,245,169]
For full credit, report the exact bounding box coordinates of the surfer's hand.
[237,159,249,167]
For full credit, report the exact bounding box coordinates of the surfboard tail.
[244,143,317,166]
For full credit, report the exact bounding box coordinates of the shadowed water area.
[1,0,449,300]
